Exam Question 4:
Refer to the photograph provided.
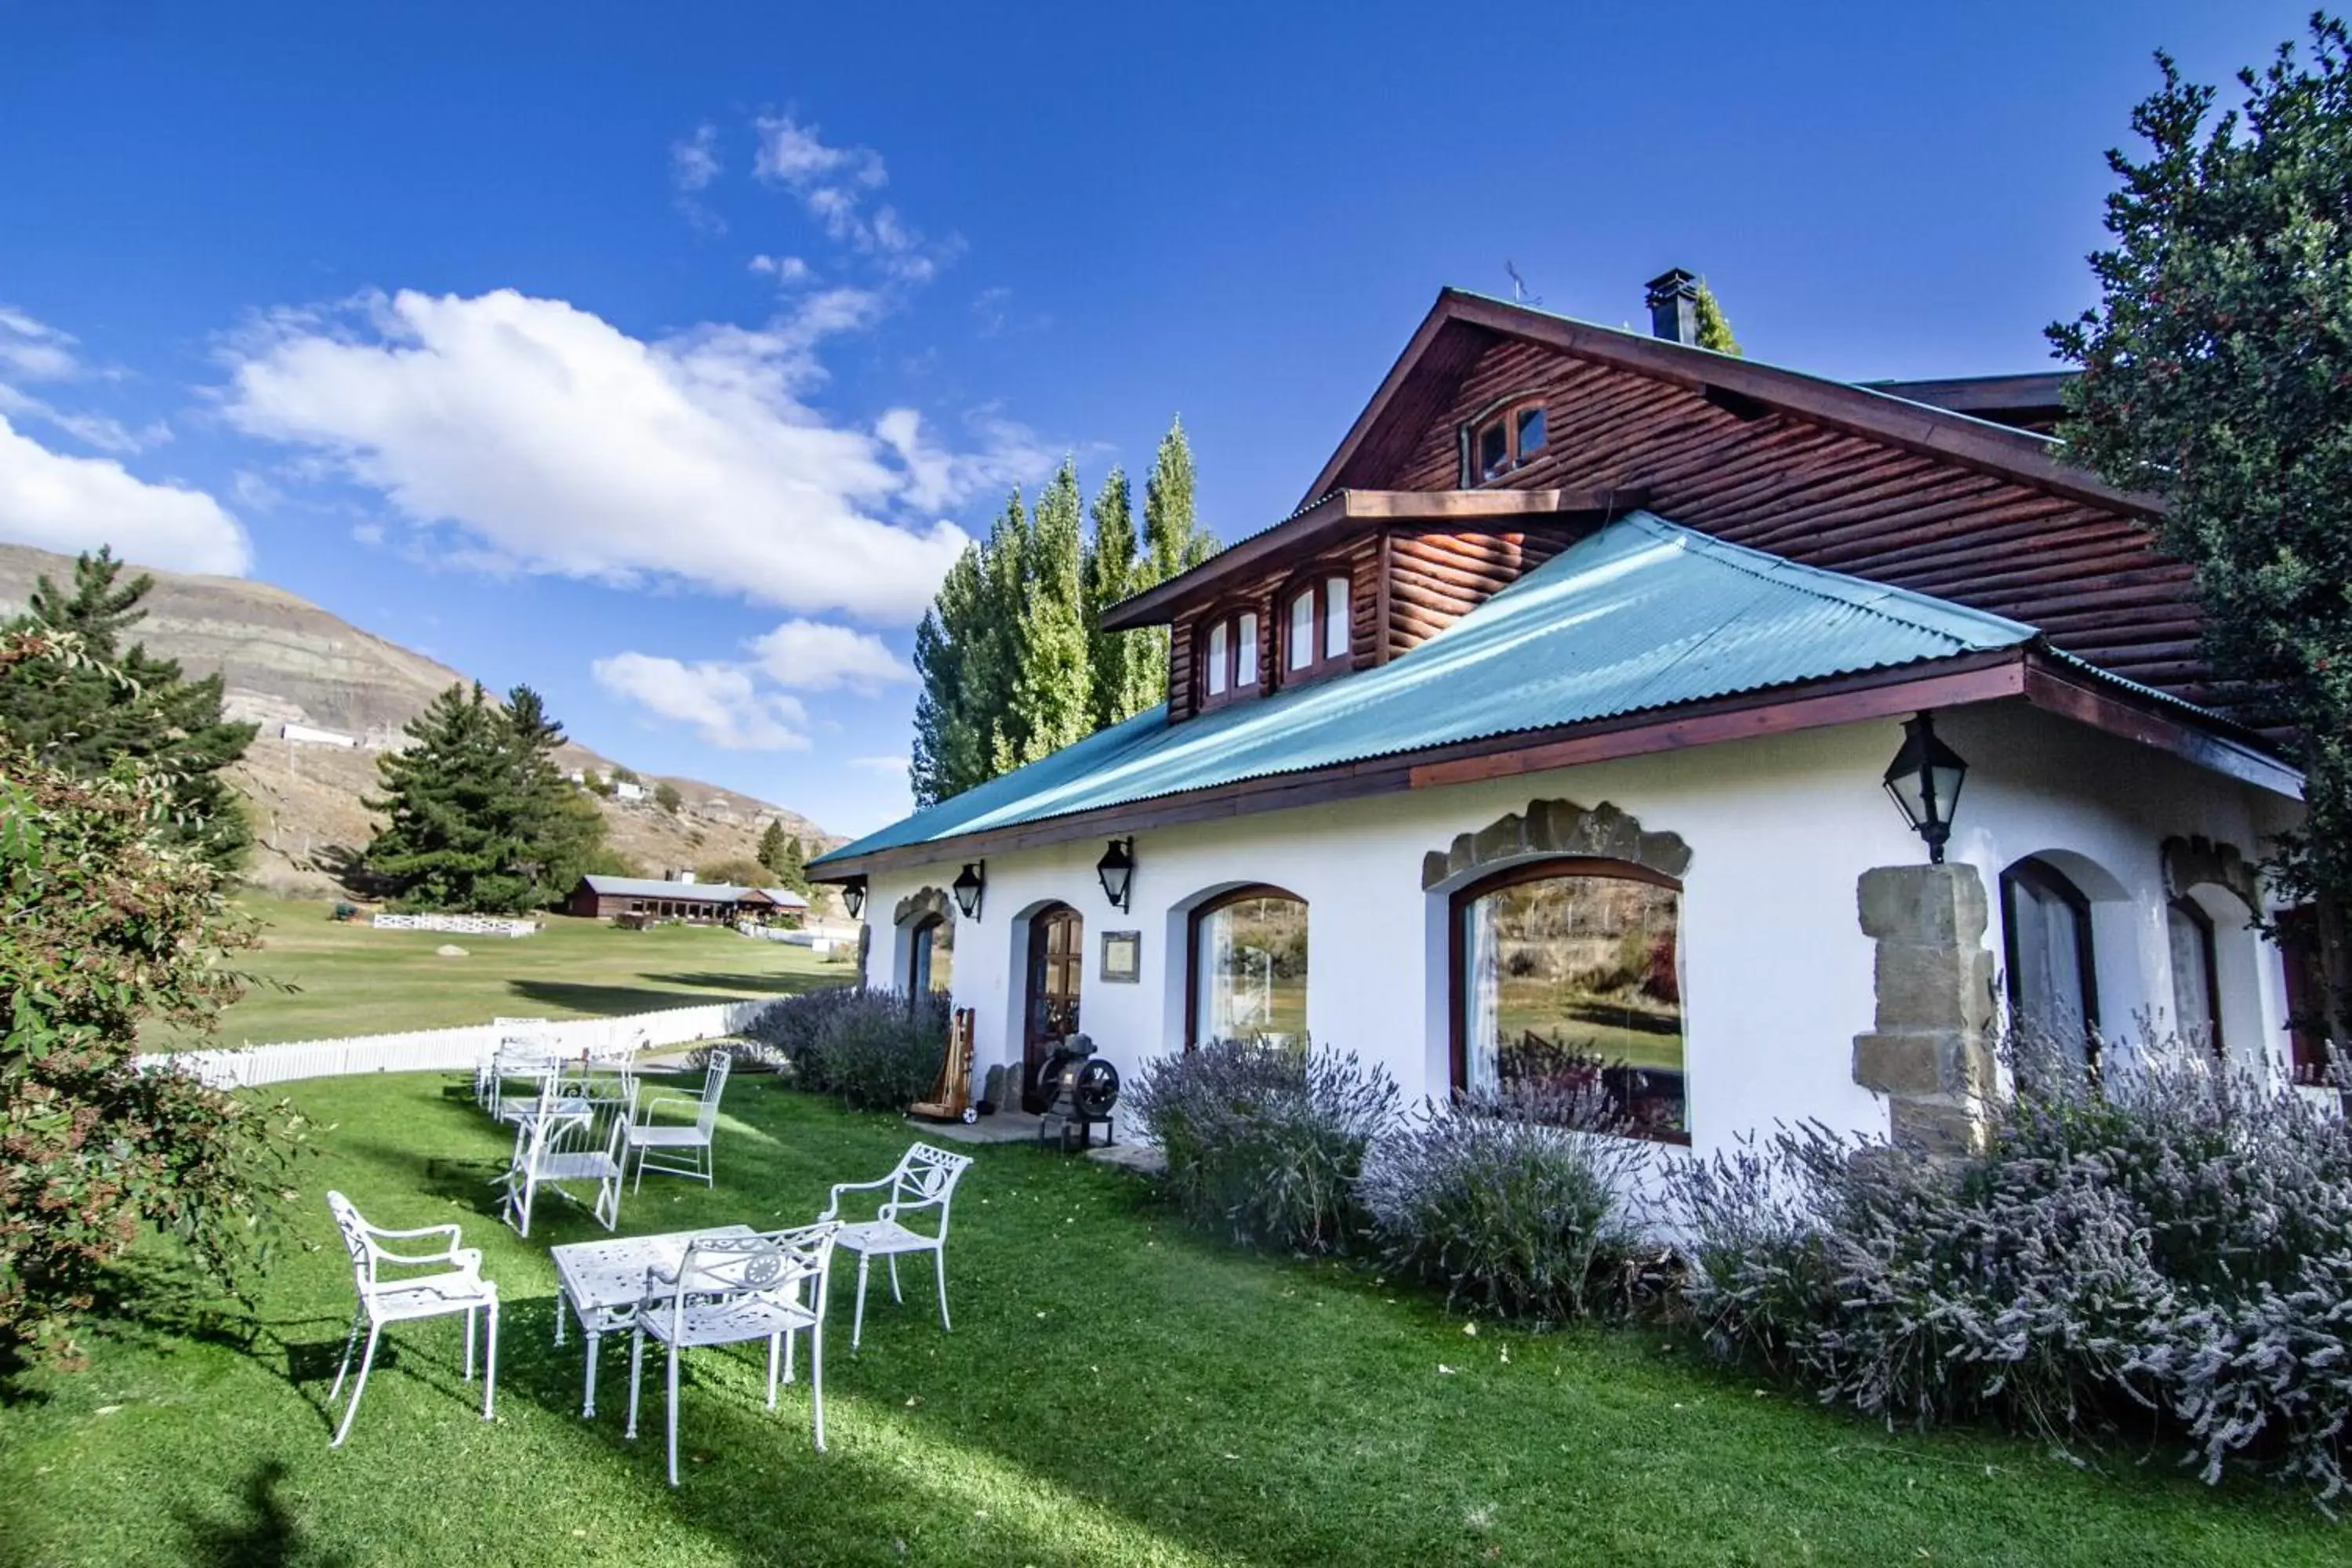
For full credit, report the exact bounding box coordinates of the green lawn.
[161,897,854,1047]
[0,1073,2337,1567]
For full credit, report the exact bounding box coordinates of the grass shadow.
[176,1460,354,1568]
[636,971,839,997]
[503,981,735,1014]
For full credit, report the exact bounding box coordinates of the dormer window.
[1283,573,1352,682]
[1468,398,1549,484]
[1199,608,1259,710]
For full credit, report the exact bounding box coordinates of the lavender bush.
[1670,1044,2352,1501]
[1130,1040,1399,1255]
[1359,1084,1645,1323]
[744,987,948,1112]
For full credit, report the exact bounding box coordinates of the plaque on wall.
[1100,930,1142,983]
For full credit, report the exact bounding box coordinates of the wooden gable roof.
[1284,290,2212,710]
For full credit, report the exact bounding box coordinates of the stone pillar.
[1853,864,1998,1157]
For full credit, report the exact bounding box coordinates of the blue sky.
[0,1,2311,836]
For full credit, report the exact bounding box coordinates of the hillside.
[0,542,841,900]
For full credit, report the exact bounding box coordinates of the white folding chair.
[626,1051,733,1192]
[626,1222,839,1485]
[500,1076,626,1238]
[325,1191,499,1447]
[818,1142,975,1351]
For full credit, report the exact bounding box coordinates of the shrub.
[1360,1086,1645,1323]
[0,630,308,1368]
[747,987,946,1112]
[1129,1040,1399,1254]
[1668,1044,2352,1502]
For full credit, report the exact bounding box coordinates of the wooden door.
[1024,904,1083,1105]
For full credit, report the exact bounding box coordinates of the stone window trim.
[2161,834,2261,915]
[1421,798,1693,894]
[1853,863,1998,1159]
[894,886,953,928]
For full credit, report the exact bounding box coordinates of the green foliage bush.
[1670,1047,2352,1502]
[1130,1040,1399,1255]
[1359,1086,1643,1323]
[747,988,946,1112]
[0,630,307,1369]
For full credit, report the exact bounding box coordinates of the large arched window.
[2001,856,2100,1069]
[1451,859,1686,1141]
[1187,886,1308,1047]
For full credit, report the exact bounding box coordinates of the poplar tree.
[1693,281,1742,356]
[0,549,256,869]
[1081,466,1162,728]
[1012,459,1093,764]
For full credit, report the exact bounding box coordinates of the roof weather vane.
[1505,260,1540,307]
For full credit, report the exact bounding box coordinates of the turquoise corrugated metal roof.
[815,512,2038,865]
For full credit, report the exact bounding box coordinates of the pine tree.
[0,549,256,868]
[778,833,811,896]
[1693,281,1742,356]
[757,818,790,875]
[1012,459,1093,764]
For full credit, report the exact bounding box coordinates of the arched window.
[2165,897,2221,1056]
[907,913,953,996]
[1451,859,1686,1141]
[1197,609,1260,710]
[1188,886,1308,1047]
[1283,573,1352,681]
[2001,857,2100,1069]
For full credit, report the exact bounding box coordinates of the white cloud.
[848,754,909,775]
[750,114,953,284]
[749,253,813,286]
[748,618,913,692]
[670,124,724,234]
[592,651,812,752]
[0,307,82,383]
[221,287,1030,620]
[0,384,165,455]
[0,412,250,574]
[876,406,1051,514]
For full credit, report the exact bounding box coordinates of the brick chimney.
[1644,268,1700,346]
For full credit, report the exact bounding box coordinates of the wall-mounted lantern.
[840,876,867,920]
[1882,713,1969,866]
[1096,838,1135,912]
[952,861,986,920]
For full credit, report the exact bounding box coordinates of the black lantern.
[1096,837,1134,911]
[952,861,986,920]
[840,876,867,920]
[1882,713,1969,864]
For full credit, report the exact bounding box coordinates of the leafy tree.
[0,627,307,1367]
[654,780,683,815]
[908,417,1221,806]
[1693,281,1742,356]
[2049,16,2352,1047]
[361,682,607,912]
[1012,459,1093,764]
[696,857,771,887]
[0,549,256,868]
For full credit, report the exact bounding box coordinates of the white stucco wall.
[856,702,2302,1160]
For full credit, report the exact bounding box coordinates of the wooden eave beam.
[1297,291,2162,519]
[1095,485,1649,632]
[809,648,2299,880]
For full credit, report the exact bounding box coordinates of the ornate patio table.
[548,1225,757,1417]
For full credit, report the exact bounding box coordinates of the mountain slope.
[0,542,838,897]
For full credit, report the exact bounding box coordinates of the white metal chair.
[500,1074,627,1238]
[626,1222,839,1485]
[818,1142,975,1351]
[325,1191,499,1447]
[626,1051,732,1192]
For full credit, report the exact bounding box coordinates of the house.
[564,873,809,924]
[810,272,2321,1159]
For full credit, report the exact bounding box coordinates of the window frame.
[2278,904,2336,1086]
[1461,394,1552,486]
[906,910,950,997]
[1278,570,1353,685]
[2165,895,2223,1058]
[1446,856,1690,1145]
[1999,856,2102,1071]
[1185,882,1309,1050]
[1194,604,1262,711]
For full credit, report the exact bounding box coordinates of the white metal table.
[548,1225,757,1417]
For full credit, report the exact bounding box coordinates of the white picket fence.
[371,913,540,938]
[736,920,844,953]
[142,999,773,1091]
